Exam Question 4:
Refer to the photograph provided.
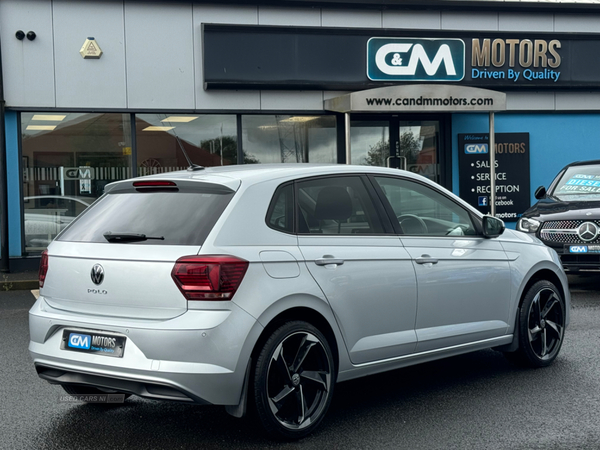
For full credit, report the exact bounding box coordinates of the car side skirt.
[336,334,514,383]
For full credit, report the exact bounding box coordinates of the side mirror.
[482,215,505,238]
[534,186,546,200]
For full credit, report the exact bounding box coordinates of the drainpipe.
[0,37,8,273]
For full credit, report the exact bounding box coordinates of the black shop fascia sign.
[203,24,600,91]
[458,133,530,221]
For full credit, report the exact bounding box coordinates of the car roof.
[104,163,484,219]
[105,164,434,193]
[563,159,600,168]
[128,163,428,185]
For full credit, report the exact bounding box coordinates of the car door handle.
[315,256,345,266]
[415,255,438,265]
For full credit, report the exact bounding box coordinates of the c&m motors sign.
[367,38,465,82]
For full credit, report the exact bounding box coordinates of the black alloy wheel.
[505,280,565,368]
[253,321,335,440]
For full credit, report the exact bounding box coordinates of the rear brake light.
[171,255,249,301]
[39,249,49,288]
[133,180,177,187]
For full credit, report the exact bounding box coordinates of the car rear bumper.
[32,359,220,403]
[28,296,259,405]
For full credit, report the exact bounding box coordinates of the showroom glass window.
[241,115,337,164]
[399,121,440,183]
[21,113,132,255]
[136,114,237,174]
[351,118,441,184]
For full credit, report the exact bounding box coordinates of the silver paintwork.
[29,164,570,410]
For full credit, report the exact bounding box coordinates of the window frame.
[265,174,395,236]
[265,181,295,235]
[295,174,393,236]
[367,174,484,237]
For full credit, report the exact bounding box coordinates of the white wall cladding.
[0,0,55,107]
[555,14,600,32]
[505,92,555,111]
[125,2,195,109]
[54,0,127,108]
[441,11,499,30]
[2,1,600,111]
[498,13,554,31]
[556,91,600,110]
[258,6,321,26]
[321,9,382,27]
[260,91,324,110]
[382,11,441,29]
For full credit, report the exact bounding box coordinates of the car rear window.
[57,188,234,245]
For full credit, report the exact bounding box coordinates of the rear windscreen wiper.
[103,232,165,243]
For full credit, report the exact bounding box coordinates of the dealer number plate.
[568,245,589,253]
[61,330,126,358]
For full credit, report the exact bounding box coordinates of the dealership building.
[2,0,600,271]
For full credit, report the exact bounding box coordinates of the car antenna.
[175,136,204,171]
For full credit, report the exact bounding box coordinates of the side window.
[296,176,384,235]
[267,183,294,233]
[374,176,476,236]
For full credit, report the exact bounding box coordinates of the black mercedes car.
[518,160,600,271]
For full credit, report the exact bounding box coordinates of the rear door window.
[296,176,385,235]
[58,185,234,245]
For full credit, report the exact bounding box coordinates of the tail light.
[171,255,249,301]
[39,249,49,288]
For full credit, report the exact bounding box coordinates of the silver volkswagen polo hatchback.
[30,164,569,439]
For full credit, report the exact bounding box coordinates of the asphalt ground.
[1,274,600,449]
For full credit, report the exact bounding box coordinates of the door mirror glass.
[534,186,546,200]
[482,215,505,238]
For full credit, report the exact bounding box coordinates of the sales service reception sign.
[458,133,530,221]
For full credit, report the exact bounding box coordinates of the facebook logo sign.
[68,333,91,349]
[478,196,488,207]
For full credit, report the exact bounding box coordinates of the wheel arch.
[226,297,346,419]
[250,307,340,376]
[519,268,567,309]
[499,269,567,365]
[496,266,568,353]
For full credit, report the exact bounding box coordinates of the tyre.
[62,385,131,401]
[253,321,335,440]
[504,280,565,368]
